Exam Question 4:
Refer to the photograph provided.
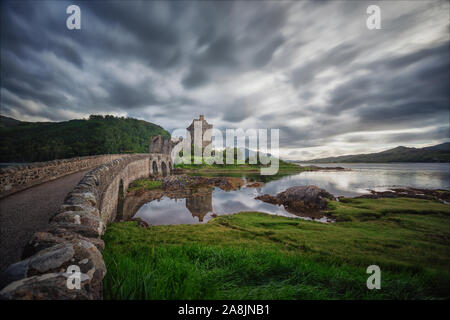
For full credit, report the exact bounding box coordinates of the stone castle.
[149,115,213,155]
[149,135,176,154]
[186,115,213,151]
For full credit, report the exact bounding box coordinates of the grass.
[102,197,450,299]
[327,197,450,222]
[175,157,316,173]
[127,179,161,192]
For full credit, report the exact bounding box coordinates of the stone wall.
[149,134,179,155]
[0,155,126,199]
[0,153,172,299]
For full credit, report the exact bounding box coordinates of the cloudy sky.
[1,0,449,160]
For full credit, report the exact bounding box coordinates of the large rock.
[356,187,450,202]
[22,228,105,259]
[130,217,150,228]
[57,204,100,217]
[0,272,94,300]
[0,239,106,298]
[255,185,336,214]
[64,192,97,207]
[51,210,105,236]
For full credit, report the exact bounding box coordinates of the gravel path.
[0,170,89,272]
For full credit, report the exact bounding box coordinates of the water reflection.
[293,162,450,196]
[134,184,329,226]
[186,190,212,222]
[134,163,449,226]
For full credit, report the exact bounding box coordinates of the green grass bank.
[175,157,317,174]
[102,197,450,299]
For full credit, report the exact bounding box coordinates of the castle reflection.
[128,187,216,225]
[185,189,213,222]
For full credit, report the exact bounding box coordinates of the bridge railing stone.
[0,153,172,300]
[0,154,126,199]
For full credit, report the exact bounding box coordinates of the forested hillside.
[0,115,170,162]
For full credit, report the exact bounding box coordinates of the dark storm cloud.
[0,0,449,158]
[327,42,449,124]
[384,126,449,144]
[104,80,159,109]
[291,42,363,87]
[221,97,256,123]
[182,67,209,89]
[80,1,185,69]
[252,35,284,68]
[180,1,289,90]
[277,39,449,150]
[1,1,288,113]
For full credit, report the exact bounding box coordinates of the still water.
[134,163,450,225]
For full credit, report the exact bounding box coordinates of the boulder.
[51,211,105,236]
[22,228,105,259]
[246,182,264,188]
[0,272,95,300]
[0,239,105,298]
[130,217,150,228]
[63,192,97,207]
[48,223,104,239]
[255,185,336,214]
[57,204,100,217]
[356,187,450,202]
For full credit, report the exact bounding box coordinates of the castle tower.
[186,115,213,151]
[185,189,213,222]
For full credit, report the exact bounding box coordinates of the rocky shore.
[353,187,450,203]
[162,175,245,191]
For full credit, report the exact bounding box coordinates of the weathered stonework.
[0,154,125,199]
[149,134,178,155]
[0,153,173,300]
[186,115,213,151]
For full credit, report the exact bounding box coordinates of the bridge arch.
[161,161,168,177]
[152,160,159,176]
[116,179,124,220]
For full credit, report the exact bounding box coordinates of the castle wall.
[149,135,177,155]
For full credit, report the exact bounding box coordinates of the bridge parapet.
[0,154,127,199]
[0,153,172,299]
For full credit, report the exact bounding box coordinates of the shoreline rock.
[162,175,244,191]
[246,182,264,188]
[355,187,450,202]
[255,185,336,215]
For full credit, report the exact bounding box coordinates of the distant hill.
[299,142,450,163]
[0,115,23,127]
[0,115,170,162]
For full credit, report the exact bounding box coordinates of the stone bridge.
[0,152,173,299]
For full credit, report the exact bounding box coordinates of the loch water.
[133,162,450,225]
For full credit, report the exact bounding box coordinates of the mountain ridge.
[298,142,450,163]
